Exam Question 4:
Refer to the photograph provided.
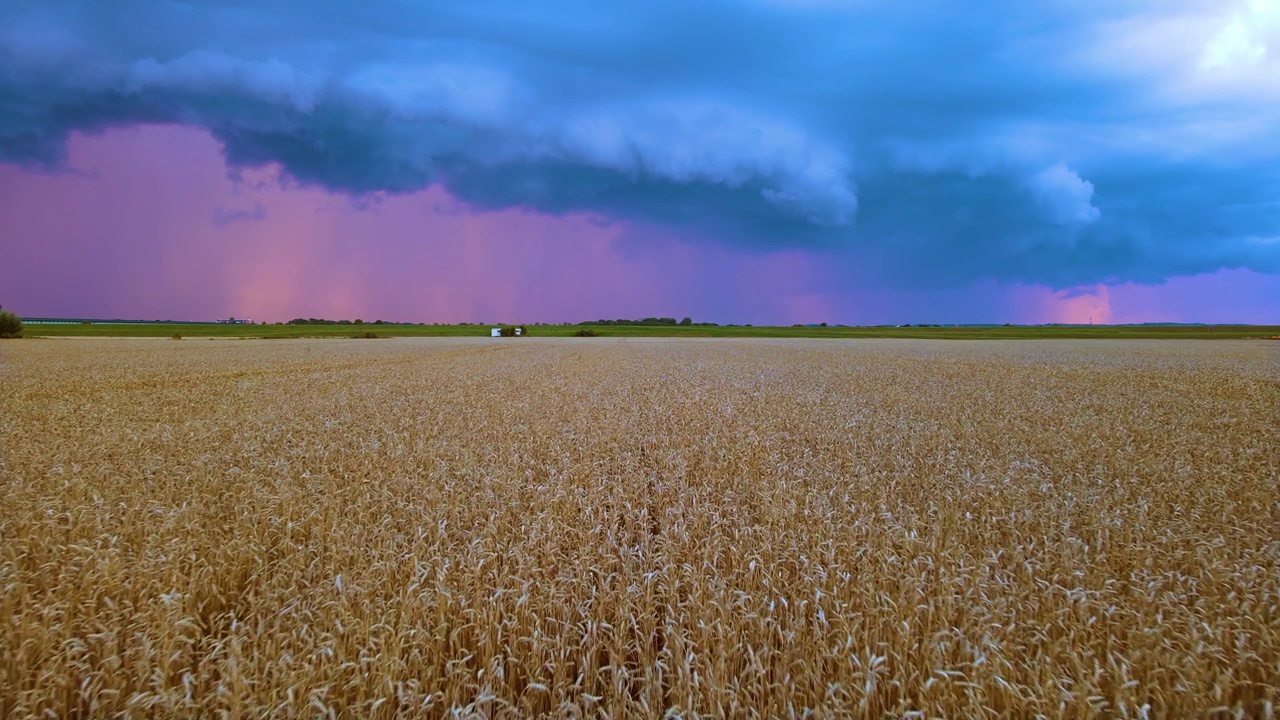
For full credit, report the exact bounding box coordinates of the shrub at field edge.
[0,309,23,338]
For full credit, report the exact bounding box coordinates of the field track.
[2,338,1278,717]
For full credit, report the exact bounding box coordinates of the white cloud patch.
[1202,0,1280,70]
[559,102,856,224]
[1080,0,1280,110]
[1026,164,1100,226]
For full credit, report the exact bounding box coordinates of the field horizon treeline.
[11,310,1280,340]
[16,317,1280,340]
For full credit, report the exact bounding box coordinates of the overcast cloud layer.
[2,0,1278,288]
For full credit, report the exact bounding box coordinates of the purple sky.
[2,125,1276,325]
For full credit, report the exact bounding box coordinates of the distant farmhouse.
[217,317,254,325]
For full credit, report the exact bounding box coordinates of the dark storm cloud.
[1,0,1277,286]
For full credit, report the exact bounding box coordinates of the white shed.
[490,328,501,337]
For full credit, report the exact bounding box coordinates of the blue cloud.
[1,0,1277,287]
[212,203,267,228]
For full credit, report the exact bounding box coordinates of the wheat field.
[2,337,1277,718]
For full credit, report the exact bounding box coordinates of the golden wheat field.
[1,337,1278,718]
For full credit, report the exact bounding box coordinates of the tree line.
[579,317,718,326]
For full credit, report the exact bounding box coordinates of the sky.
[1,1,1278,325]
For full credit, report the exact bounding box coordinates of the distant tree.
[374,320,385,325]
[354,319,364,325]
[820,322,828,327]
[680,317,692,325]
[0,308,23,338]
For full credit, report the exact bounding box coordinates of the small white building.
[491,328,501,337]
